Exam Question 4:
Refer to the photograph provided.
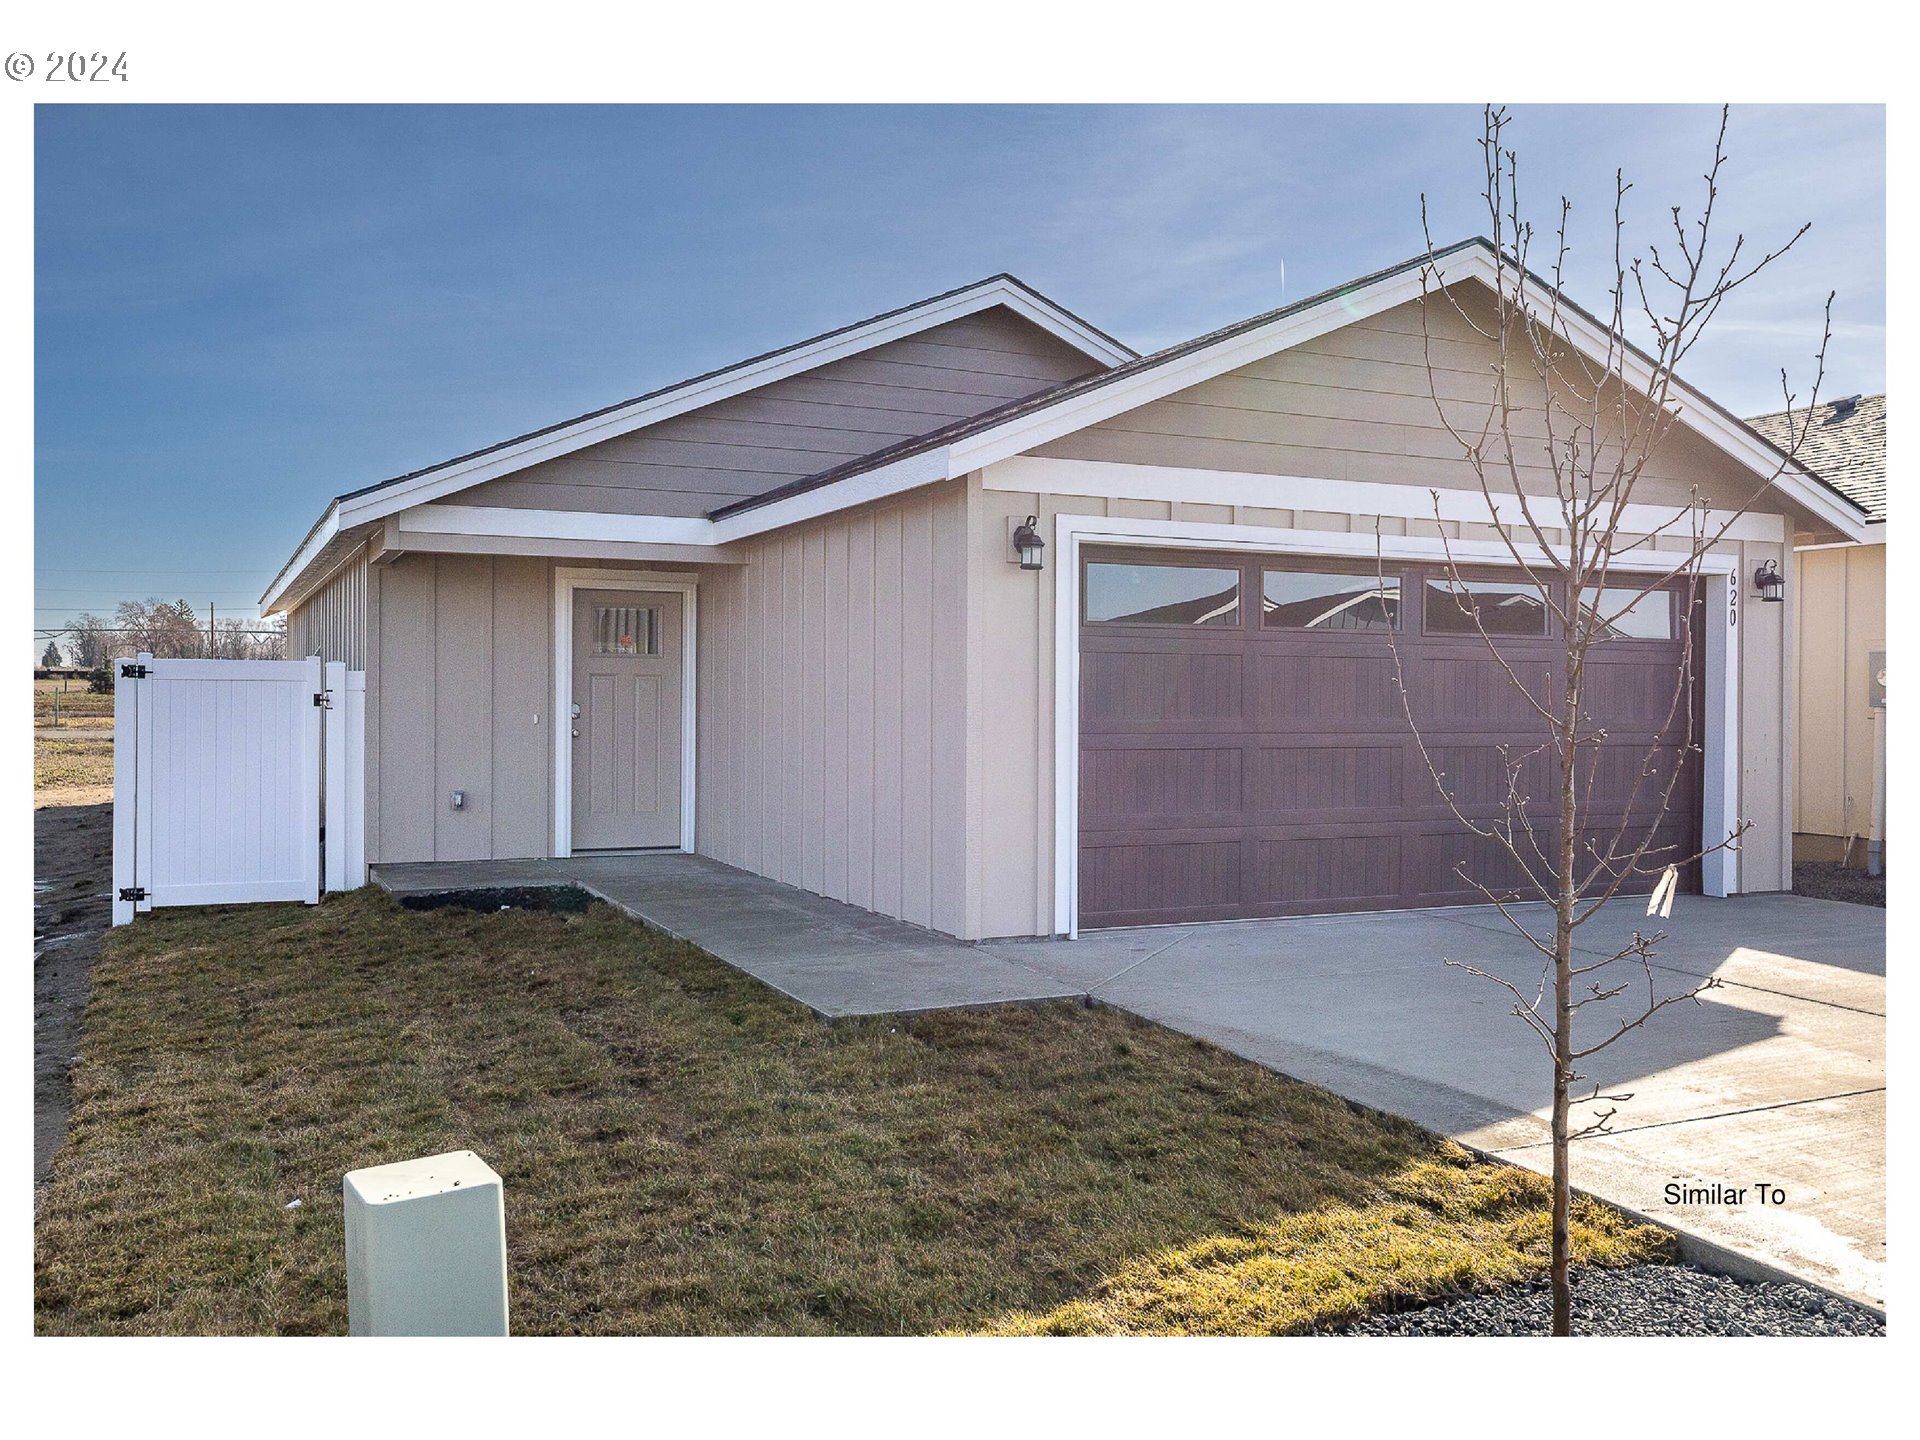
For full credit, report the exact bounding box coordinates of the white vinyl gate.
[112,653,365,926]
[323,661,367,894]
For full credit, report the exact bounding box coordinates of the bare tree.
[213,613,286,660]
[66,614,111,670]
[1392,106,1831,1335]
[112,597,206,657]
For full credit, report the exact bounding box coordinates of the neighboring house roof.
[261,274,1136,610]
[1744,393,1886,524]
[265,239,1873,612]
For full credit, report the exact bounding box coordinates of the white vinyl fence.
[112,652,366,925]
[324,661,366,893]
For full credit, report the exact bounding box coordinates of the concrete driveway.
[992,895,1885,1305]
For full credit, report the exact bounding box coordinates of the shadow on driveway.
[995,895,1885,1305]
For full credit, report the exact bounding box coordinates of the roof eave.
[261,272,1132,609]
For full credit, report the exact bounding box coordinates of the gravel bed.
[1341,1264,1883,1336]
[1792,861,1886,908]
[396,884,596,915]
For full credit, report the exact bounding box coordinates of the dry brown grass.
[35,734,113,794]
[34,679,114,725]
[35,890,1668,1335]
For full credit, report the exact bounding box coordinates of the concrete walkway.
[371,855,1885,1306]
[372,853,1087,1016]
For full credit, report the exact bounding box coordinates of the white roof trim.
[986,455,1789,543]
[711,446,955,543]
[261,275,1131,610]
[401,503,715,547]
[377,445,958,555]
[267,508,343,613]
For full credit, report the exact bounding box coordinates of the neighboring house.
[1747,394,1887,869]
[264,240,1871,939]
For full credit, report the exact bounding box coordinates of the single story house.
[263,239,1872,939]
[1747,394,1887,869]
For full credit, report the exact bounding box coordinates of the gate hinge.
[314,691,331,708]
[119,886,147,902]
[120,662,148,679]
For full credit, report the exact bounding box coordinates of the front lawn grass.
[34,890,1667,1335]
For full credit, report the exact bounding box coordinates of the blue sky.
[33,104,1883,645]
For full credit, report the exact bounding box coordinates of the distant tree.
[113,597,205,658]
[67,614,111,669]
[213,613,286,660]
[41,640,63,669]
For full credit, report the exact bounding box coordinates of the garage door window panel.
[1086,561,1242,627]
[1261,569,1400,631]
[1423,576,1552,637]
[1580,585,1676,642]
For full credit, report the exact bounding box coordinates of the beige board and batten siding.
[366,553,562,864]
[1030,289,1798,516]
[694,480,970,937]
[1793,539,1885,857]
[359,497,976,934]
[456,309,1102,518]
[287,544,370,668]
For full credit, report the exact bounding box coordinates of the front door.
[571,588,683,850]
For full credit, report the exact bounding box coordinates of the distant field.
[36,733,113,794]
[33,679,113,726]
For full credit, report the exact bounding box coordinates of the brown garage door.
[1077,548,1702,928]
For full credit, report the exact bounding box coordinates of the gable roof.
[266,239,1873,611]
[1745,393,1885,524]
[261,274,1135,610]
[710,238,1871,544]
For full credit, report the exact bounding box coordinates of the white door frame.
[552,567,698,857]
[1051,514,1742,937]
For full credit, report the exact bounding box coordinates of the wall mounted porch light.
[1012,515,1046,571]
[1753,559,1785,603]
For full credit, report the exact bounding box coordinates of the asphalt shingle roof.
[1745,394,1886,523]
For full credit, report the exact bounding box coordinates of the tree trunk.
[1551,946,1573,1336]
[1551,647,1581,1337]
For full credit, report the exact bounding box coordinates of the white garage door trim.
[1051,513,1743,938]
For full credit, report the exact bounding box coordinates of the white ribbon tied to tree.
[1646,865,1680,919]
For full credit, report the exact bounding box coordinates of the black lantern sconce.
[1753,559,1785,604]
[1012,515,1046,571]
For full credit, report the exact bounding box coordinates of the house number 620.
[1726,570,1739,629]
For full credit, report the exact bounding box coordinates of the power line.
[36,569,272,577]
[35,624,285,636]
[36,591,267,598]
